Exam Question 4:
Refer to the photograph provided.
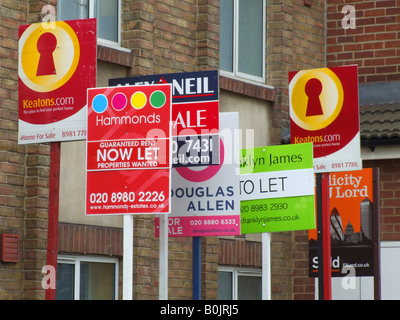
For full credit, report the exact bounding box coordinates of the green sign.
[240,143,313,174]
[240,143,315,234]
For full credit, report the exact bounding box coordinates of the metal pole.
[45,142,61,300]
[159,214,168,300]
[321,173,331,300]
[123,214,134,300]
[192,236,201,300]
[262,232,271,300]
[316,172,331,300]
[316,173,324,299]
[373,167,381,300]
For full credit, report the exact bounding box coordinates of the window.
[58,0,121,47]
[56,255,119,300]
[218,267,262,300]
[220,0,266,83]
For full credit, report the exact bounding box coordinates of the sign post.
[86,84,172,300]
[289,65,361,300]
[309,168,379,298]
[262,232,271,300]
[110,71,220,300]
[159,214,168,300]
[123,215,134,300]
[315,173,331,300]
[18,19,97,300]
[155,112,240,300]
[240,143,315,299]
[192,237,202,300]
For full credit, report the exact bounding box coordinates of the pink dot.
[112,92,127,111]
[175,139,224,182]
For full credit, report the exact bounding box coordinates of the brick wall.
[364,160,400,242]
[327,0,400,82]
[267,0,326,146]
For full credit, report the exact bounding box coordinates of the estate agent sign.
[86,84,172,215]
[18,19,96,144]
[240,143,315,233]
[289,65,361,173]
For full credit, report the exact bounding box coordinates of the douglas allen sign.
[155,112,240,237]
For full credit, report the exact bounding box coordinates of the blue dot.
[92,94,108,113]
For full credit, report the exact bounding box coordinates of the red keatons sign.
[18,19,96,144]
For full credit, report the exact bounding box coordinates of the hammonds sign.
[85,84,172,215]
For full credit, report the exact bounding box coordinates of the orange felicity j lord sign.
[18,19,97,144]
[289,65,361,173]
[309,168,375,277]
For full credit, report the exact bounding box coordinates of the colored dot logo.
[131,92,147,110]
[92,94,108,114]
[150,90,166,108]
[112,92,127,111]
[91,89,167,113]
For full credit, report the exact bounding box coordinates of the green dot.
[150,91,166,108]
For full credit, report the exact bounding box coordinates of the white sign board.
[155,112,241,237]
[240,169,314,201]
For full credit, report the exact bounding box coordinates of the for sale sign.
[155,112,240,237]
[289,65,361,172]
[85,84,172,215]
[18,19,96,144]
[309,168,376,277]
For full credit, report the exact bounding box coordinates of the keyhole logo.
[36,33,57,76]
[289,68,344,131]
[305,78,323,117]
[18,21,80,93]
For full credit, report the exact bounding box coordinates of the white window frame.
[220,0,266,84]
[58,0,126,51]
[218,266,262,300]
[57,255,119,300]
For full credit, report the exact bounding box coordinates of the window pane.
[56,263,75,300]
[58,0,89,21]
[220,0,234,73]
[238,0,264,78]
[238,275,262,300]
[80,262,115,300]
[95,0,119,43]
[218,271,233,299]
